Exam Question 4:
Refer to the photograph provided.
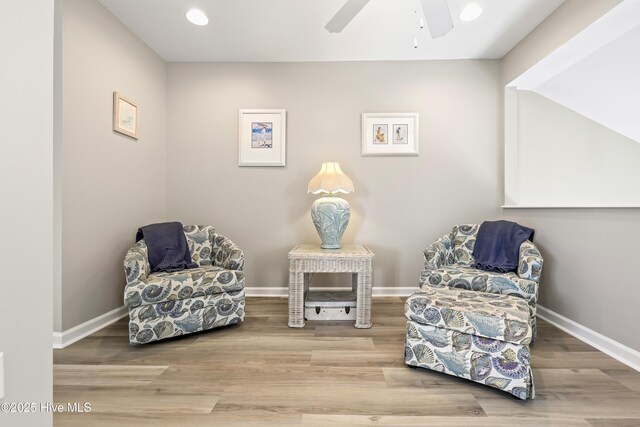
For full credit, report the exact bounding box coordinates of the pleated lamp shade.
[307,162,354,195]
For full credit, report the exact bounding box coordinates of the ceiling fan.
[325,0,454,39]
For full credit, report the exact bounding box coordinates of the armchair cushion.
[420,266,538,305]
[405,286,533,345]
[125,265,244,309]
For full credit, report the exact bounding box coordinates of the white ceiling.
[97,0,565,62]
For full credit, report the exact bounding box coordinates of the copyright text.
[0,402,92,413]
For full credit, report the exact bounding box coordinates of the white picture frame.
[238,109,287,166]
[361,112,419,156]
[113,92,139,139]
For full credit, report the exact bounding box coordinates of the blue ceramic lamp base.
[310,196,351,249]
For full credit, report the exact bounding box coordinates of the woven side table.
[288,244,374,329]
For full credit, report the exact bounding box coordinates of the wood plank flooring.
[53,297,640,426]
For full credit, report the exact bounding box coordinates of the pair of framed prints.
[238,110,419,167]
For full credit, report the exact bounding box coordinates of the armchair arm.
[123,241,150,308]
[423,233,454,270]
[517,240,543,283]
[124,241,149,285]
[212,233,245,271]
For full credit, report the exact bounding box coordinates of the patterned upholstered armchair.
[123,225,245,344]
[420,224,543,339]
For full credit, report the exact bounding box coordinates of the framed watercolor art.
[113,92,139,139]
[361,112,419,156]
[238,109,287,166]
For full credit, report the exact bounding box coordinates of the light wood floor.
[53,297,640,426]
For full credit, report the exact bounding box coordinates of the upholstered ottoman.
[404,286,534,399]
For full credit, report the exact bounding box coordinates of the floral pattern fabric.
[129,290,245,344]
[212,233,245,271]
[405,287,532,345]
[423,233,454,270]
[419,267,539,338]
[421,223,543,341]
[450,224,479,266]
[124,225,245,344]
[124,266,244,309]
[405,320,534,400]
[419,267,538,304]
[184,225,215,266]
[518,240,543,282]
[124,241,150,286]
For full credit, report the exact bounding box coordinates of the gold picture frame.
[113,92,138,139]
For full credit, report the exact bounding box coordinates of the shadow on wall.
[367,244,402,288]
[533,239,552,304]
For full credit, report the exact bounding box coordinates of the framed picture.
[362,113,419,156]
[392,124,408,144]
[373,124,388,144]
[238,109,286,166]
[113,92,138,139]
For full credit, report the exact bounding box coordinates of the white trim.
[502,205,640,209]
[372,287,416,296]
[509,2,639,91]
[244,287,289,297]
[537,305,640,372]
[244,286,416,297]
[503,86,520,206]
[53,306,128,349]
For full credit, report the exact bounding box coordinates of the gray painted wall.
[55,0,639,361]
[501,0,640,351]
[166,60,501,290]
[516,90,640,206]
[0,0,54,425]
[59,0,167,330]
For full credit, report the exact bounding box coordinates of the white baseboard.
[51,288,414,347]
[53,306,128,349]
[372,287,416,296]
[244,287,289,297]
[244,286,416,297]
[537,305,640,372]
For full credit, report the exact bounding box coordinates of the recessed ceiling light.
[459,3,483,22]
[186,9,209,26]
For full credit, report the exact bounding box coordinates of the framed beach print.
[238,109,287,166]
[113,92,138,139]
[361,113,419,156]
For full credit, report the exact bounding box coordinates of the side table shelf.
[288,244,375,329]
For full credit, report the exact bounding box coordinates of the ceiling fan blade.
[419,0,453,39]
[325,0,371,33]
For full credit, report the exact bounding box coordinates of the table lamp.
[307,162,354,249]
